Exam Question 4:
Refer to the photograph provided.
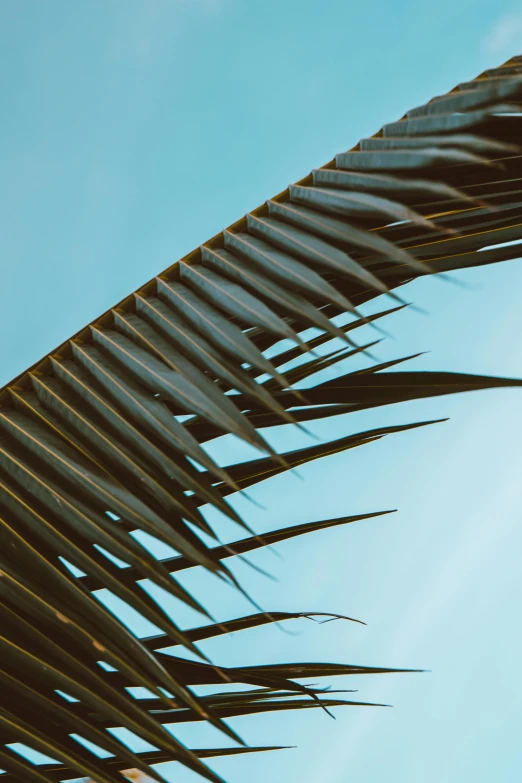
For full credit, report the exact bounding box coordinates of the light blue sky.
[1,2,522,782]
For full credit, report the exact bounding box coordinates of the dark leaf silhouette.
[1,54,521,783]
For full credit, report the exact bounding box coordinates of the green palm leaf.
[1,54,522,783]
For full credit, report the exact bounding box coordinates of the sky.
[1,1,522,782]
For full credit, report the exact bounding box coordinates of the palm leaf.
[1,54,522,783]
[201,243,356,341]
[179,262,305,345]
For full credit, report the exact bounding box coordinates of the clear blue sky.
[1,2,522,782]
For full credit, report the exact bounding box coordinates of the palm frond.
[1,54,522,782]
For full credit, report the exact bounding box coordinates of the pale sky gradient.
[1,2,522,782]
